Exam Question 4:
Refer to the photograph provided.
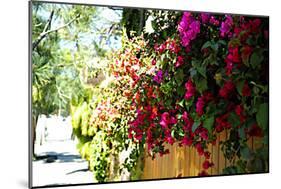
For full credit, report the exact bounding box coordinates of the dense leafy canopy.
[32,2,269,182]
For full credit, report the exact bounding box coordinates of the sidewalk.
[33,140,95,187]
[32,115,95,187]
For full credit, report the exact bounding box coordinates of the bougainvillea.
[73,11,268,180]
[128,12,269,175]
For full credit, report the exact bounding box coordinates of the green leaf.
[178,128,185,137]
[189,68,197,78]
[218,40,227,46]
[171,129,175,138]
[175,69,184,85]
[192,121,201,133]
[240,145,251,159]
[201,40,219,52]
[178,99,185,108]
[238,127,246,140]
[236,80,244,96]
[195,77,208,94]
[201,41,212,50]
[223,166,238,174]
[203,116,214,133]
[256,103,269,130]
[177,86,185,96]
[250,50,264,69]
[197,66,207,78]
[227,112,241,128]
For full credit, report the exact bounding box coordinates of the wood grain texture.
[141,135,261,179]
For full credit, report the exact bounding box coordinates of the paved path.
[32,116,95,187]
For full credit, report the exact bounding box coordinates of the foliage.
[33,2,269,180]
[70,33,150,182]
[128,12,269,175]
[121,9,146,38]
[32,2,97,117]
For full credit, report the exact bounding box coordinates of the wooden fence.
[141,130,262,179]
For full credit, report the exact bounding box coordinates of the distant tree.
[31,2,123,157]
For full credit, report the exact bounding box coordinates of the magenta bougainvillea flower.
[124,11,268,176]
[202,160,214,169]
[200,13,210,24]
[209,16,220,26]
[219,80,235,99]
[175,55,184,68]
[153,70,163,84]
[220,15,233,37]
[196,96,205,116]
[235,104,246,123]
[242,81,251,97]
[178,12,201,48]
[184,79,196,100]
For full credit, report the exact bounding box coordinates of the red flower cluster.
[182,111,194,131]
[235,104,246,123]
[181,136,193,146]
[154,38,180,54]
[159,112,177,129]
[175,55,185,68]
[242,81,251,97]
[219,81,236,99]
[195,143,205,156]
[224,46,241,75]
[125,12,268,176]
[215,114,231,132]
[184,79,196,100]
[247,124,263,137]
[195,92,214,116]
[196,96,205,116]
[198,170,209,176]
[203,160,214,169]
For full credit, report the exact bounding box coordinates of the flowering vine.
[128,12,268,175]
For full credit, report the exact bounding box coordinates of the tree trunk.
[32,115,38,158]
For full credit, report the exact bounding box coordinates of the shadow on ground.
[35,151,85,163]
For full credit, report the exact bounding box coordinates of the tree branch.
[32,12,80,50]
[32,10,54,50]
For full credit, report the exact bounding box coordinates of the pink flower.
[242,81,251,97]
[181,136,193,146]
[247,124,263,137]
[164,130,175,145]
[204,151,211,159]
[235,104,246,123]
[241,46,253,63]
[184,79,196,100]
[196,96,205,116]
[201,13,210,24]
[219,81,235,99]
[178,12,201,48]
[159,112,170,128]
[215,114,231,132]
[195,143,204,156]
[152,59,156,65]
[175,55,184,68]
[170,116,177,125]
[224,46,241,75]
[198,170,209,176]
[159,112,177,128]
[182,111,193,131]
[199,128,209,140]
[203,160,214,169]
[153,70,163,84]
[209,16,220,26]
[220,15,233,38]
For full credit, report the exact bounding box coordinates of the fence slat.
[141,134,262,179]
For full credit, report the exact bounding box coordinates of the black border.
[28,1,270,188]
